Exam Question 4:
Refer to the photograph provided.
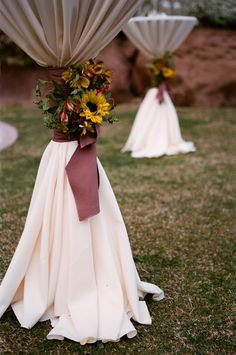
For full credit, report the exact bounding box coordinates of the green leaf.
[41,98,50,111]
[105,114,119,124]
[71,88,83,95]
[35,83,41,97]
[52,81,65,96]
[47,106,58,114]
[106,91,112,99]
[38,79,48,85]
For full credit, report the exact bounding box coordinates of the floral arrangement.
[35,59,116,137]
[148,52,176,86]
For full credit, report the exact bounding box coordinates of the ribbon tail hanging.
[65,142,100,221]
[156,82,173,103]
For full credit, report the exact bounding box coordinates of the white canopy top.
[123,14,197,58]
[0,0,143,67]
[129,14,197,22]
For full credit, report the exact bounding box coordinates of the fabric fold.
[122,88,196,158]
[0,141,164,343]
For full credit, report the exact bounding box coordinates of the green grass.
[0,104,236,354]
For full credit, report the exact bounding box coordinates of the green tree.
[138,0,236,28]
[0,31,34,65]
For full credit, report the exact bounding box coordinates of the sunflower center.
[86,102,97,112]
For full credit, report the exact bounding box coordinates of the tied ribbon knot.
[48,67,100,221]
[156,82,173,104]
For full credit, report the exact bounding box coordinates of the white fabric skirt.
[0,140,164,345]
[122,88,196,158]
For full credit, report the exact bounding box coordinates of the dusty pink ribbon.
[156,82,173,103]
[53,129,100,221]
[48,67,100,221]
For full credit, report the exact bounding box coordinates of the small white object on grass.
[0,121,18,151]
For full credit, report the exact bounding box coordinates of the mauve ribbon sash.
[53,129,100,221]
[156,82,173,103]
[48,67,100,221]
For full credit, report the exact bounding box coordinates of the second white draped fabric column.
[122,15,197,158]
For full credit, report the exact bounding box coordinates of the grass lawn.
[0,104,235,354]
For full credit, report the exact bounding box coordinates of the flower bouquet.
[148,53,176,103]
[35,59,116,137]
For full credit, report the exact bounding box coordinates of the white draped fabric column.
[122,15,197,158]
[0,0,164,345]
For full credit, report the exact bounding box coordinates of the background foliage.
[0,31,34,65]
[140,0,236,28]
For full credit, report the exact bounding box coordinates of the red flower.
[60,109,69,122]
[74,100,80,113]
[66,100,74,111]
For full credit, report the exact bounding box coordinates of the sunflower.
[162,67,176,78]
[80,90,110,124]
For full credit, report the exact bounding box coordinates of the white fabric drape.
[0,145,164,344]
[0,0,164,345]
[123,14,197,58]
[122,15,197,158]
[0,0,143,67]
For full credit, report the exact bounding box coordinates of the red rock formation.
[0,28,236,107]
[128,27,236,106]
[174,27,236,106]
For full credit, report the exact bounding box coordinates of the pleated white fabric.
[0,0,143,66]
[122,88,196,158]
[0,140,164,344]
[123,14,197,59]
